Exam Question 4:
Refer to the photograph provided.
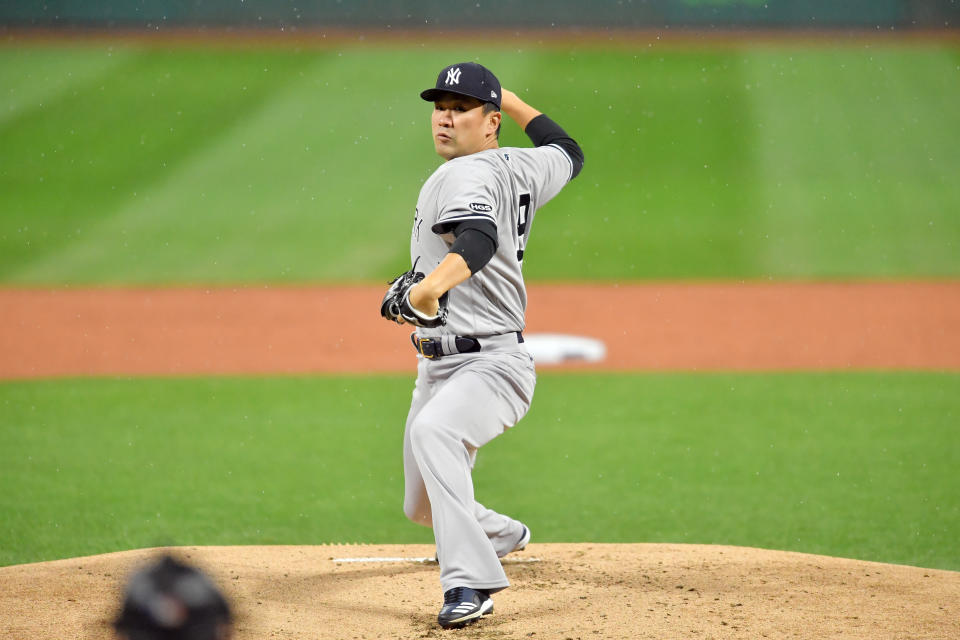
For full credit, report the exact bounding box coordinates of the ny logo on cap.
[445,67,462,86]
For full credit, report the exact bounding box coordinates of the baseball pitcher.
[380,61,584,629]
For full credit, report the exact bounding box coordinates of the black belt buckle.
[413,335,439,359]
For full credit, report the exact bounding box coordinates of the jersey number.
[516,193,531,262]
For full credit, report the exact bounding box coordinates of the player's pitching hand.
[409,283,440,317]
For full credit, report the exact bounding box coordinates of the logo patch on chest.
[469,202,493,213]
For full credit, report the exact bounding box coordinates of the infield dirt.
[2,281,959,378]
[1,544,958,639]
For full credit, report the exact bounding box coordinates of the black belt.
[411,332,524,360]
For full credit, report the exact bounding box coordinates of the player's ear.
[487,110,502,136]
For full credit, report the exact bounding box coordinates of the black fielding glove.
[380,270,448,328]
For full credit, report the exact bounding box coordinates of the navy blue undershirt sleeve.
[449,219,498,274]
[524,113,584,179]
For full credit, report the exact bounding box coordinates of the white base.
[523,333,607,365]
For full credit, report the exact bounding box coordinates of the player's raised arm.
[499,88,542,130]
[501,88,584,179]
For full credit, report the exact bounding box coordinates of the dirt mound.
[1,544,957,639]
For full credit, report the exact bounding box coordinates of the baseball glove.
[380,268,448,328]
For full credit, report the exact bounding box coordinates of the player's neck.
[443,138,500,161]
[469,138,499,156]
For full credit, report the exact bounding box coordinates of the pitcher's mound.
[1,543,957,639]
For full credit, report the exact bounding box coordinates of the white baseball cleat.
[498,523,531,558]
[514,524,531,552]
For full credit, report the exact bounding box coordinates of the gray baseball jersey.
[411,144,573,338]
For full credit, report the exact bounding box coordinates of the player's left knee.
[403,498,432,526]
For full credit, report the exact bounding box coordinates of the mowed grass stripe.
[0,46,133,128]
[747,47,960,277]
[0,48,318,280]
[517,50,761,280]
[10,52,358,283]
[1,372,957,570]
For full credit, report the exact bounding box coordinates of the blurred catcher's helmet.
[113,554,232,640]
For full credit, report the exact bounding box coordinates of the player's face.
[431,93,499,160]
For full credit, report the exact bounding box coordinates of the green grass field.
[1,42,958,283]
[2,373,958,570]
[1,40,958,573]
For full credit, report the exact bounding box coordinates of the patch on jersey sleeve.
[469,202,493,213]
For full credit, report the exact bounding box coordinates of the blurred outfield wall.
[1,0,958,30]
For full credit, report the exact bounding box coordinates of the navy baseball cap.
[420,62,501,110]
